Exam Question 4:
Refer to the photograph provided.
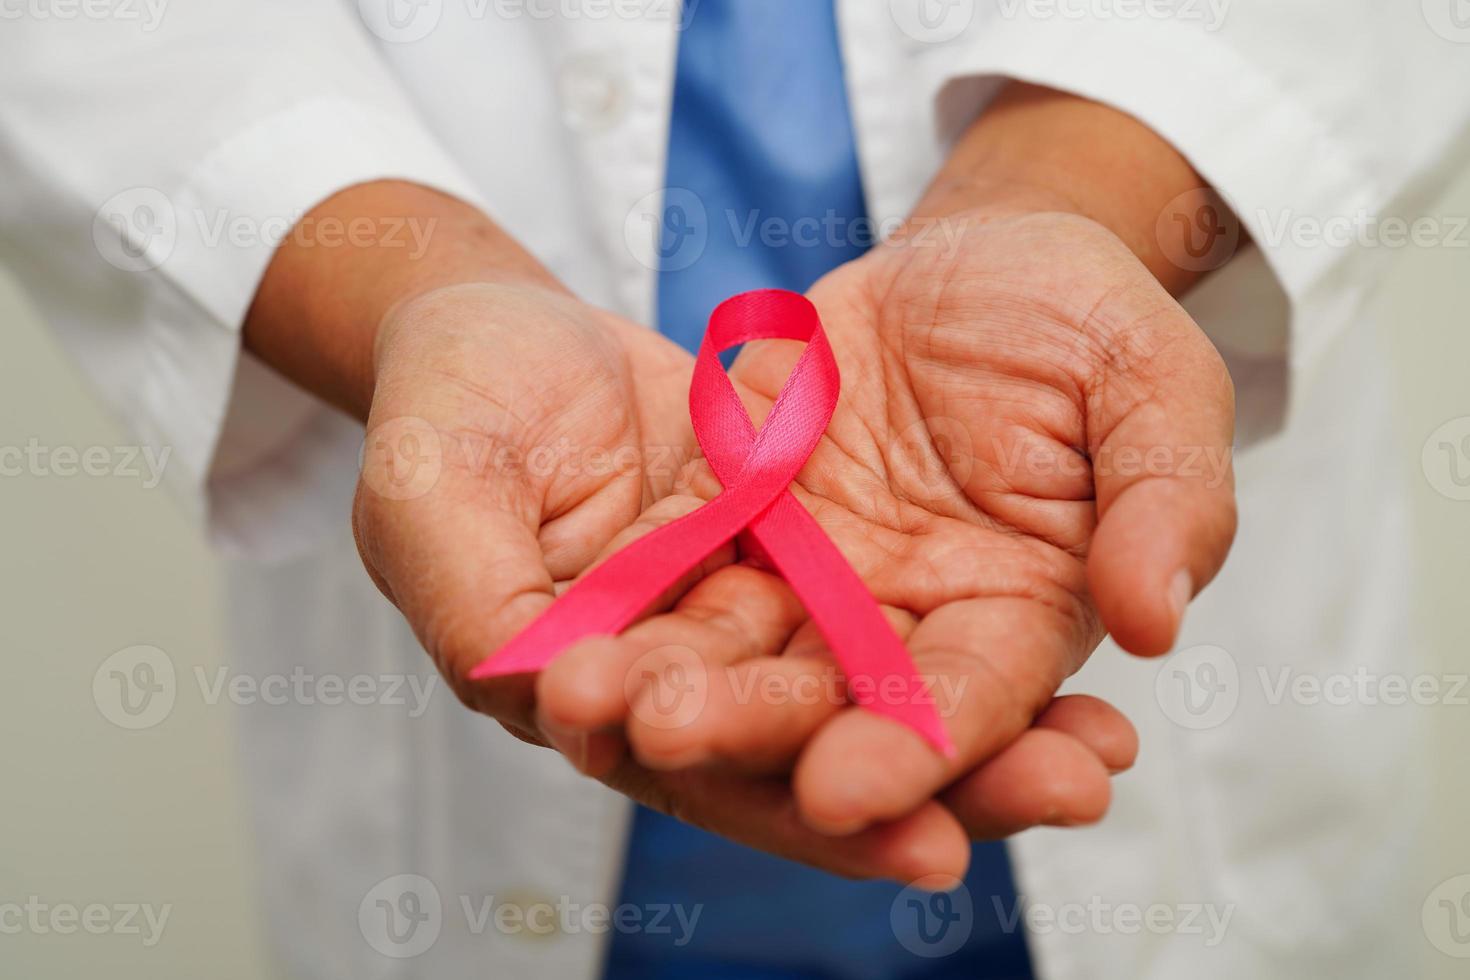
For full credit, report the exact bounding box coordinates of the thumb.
[352,412,561,726]
[1085,308,1237,656]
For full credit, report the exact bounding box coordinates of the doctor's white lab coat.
[3,2,1468,978]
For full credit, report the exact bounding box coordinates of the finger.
[533,713,630,780]
[936,693,1137,840]
[603,761,972,885]
[793,595,1089,835]
[537,563,802,745]
[625,608,918,774]
[940,728,1112,838]
[538,478,660,581]
[628,654,840,773]
[556,491,741,616]
[353,435,556,726]
[1033,694,1138,773]
[1085,306,1237,656]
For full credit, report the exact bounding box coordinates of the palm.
[732,216,1120,716]
[354,283,696,726]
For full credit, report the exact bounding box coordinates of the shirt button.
[558,50,628,132]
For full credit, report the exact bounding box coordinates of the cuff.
[142,97,485,560]
[911,14,1384,437]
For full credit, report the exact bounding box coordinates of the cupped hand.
[536,203,1235,841]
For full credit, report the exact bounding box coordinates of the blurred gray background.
[2,171,1468,978]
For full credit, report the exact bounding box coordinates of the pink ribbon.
[471,289,954,756]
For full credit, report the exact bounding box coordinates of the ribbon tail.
[469,485,770,679]
[749,493,957,758]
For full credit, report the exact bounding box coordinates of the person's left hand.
[532,196,1236,844]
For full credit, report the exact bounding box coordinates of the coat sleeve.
[868,1,1470,440]
[0,1,486,559]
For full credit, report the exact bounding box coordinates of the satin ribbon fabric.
[471,289,954,756]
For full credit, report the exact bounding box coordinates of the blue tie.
[652,0,871,348]
[606,3,1034,979]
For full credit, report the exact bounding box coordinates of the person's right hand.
[355,280,691,731]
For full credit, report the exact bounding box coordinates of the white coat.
[3,2,1468,977]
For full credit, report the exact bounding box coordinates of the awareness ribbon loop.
[471,289,954,756]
